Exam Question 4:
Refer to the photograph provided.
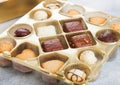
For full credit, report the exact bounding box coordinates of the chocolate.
[46,3,61,9]
[15,28,31,37]
[89,16,107,25]
[80,50,97,65]
[63,21,85,32]
[41,60,64,73]
[42,39,64,52]
[37,25,56,37]
[67,69,86,82]
[33,10,48,20]
[97,30,118,43]
[70,34,93,48]
[0,40,14,53]
[16,49,36,60]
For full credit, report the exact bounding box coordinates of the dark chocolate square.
[42,39,64,52]
[70,34,93,48]
[63,21,85,32]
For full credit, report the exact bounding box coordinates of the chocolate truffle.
[70,34,93,48]
[67,69,86,82]
[42,39,64,52]
[34,10,48,20]
[80,50,97,65]
[63,21,85,32]
[89,16,107,25]
[97,30,118,43]
[15,28,31,37]
[67,9,80,16]
[42,60,64,73]
[16,49,36,60]
[0,40,14,53]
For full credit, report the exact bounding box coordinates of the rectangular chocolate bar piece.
[42,39,64,52]
[63,21,86,32]
[70,34,93,48]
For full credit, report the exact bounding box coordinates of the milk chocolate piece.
[63,21,85,32]
[70,34,93,48]
[42,39,64,52]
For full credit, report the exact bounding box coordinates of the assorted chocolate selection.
[0,0,120,85]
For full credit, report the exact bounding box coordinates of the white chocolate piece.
[34,10,48,20]
[37,25,56,37]
[74,69,85,77]
[46,4,60,9]
[80,50,97,65]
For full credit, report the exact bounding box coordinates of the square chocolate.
[70,34,93,48]
[63,21,86,32]
[42,39,64,52]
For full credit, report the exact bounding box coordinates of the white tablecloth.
[0,0,120,85]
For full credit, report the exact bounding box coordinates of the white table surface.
[0,0,120,85]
